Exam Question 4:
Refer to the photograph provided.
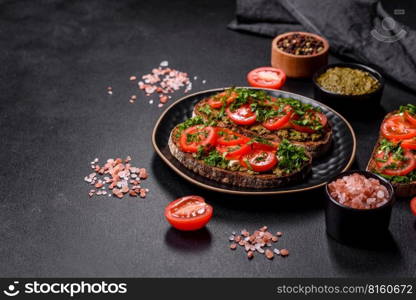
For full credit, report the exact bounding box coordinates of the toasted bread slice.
[366,112,416,197]
[169,127,312,188]
[193,98,332,158]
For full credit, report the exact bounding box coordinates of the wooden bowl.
[271,32,329,78]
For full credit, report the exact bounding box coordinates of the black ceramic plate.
[152,87,356,195]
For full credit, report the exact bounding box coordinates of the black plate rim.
[152,87,357,195]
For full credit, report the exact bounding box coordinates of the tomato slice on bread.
[240,149,277,172]
[381,114,416,141]
[179,126,217,153]
[165,196,213,231]
[404,111,416,127]
[208,91,237,109]
[290,110,327,133]
[402,138,416,150]
[247,67,286,90]
[216,144,251,160]
[250,140,279,151]
[226,104,257,125]
[216,128,250,146]
[262,105,293,130]
[376,149,416,176]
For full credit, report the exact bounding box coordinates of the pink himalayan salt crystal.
[328,173,389,209]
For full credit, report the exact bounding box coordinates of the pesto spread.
[316,67,379,95]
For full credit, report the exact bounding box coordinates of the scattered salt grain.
[84,156,150,200]
[160,60,169,67]
[229,227,289,261]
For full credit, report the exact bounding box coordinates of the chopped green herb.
[375,170,416,184]
[198,104,212,116]
[399,104,416,115]
[176,116,205,134]
[203,150,229,168]
[277,139,309,173]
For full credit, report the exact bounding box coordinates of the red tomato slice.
[381,114,416,140]
[262,105,293,130]
[404,111,416,127]
[251,140,279,151]
[410,197,416,216]
[216,144,251,160]
[208,91,237,109]
[179,126,218,153]
[240,150,277,172]
[165,195,213,231]
[402,138,416,150]
[226,104,257,125]
[374,150,392,169]
[247,67,286,90]
[216,128,250,146]
[378,149,416,176]
[290,111,327,133]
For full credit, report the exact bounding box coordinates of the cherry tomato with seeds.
[179,126,218,153]
[381,114,416,141]
[226,104,257,126]
[240,149,278,172]
[247,67,286,90]
[165,195,213,231]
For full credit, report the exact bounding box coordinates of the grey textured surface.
[0,0,415,277]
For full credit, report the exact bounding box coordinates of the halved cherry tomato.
[381,114,416,141]
[410,197,416,216]
[404,111,416,127]
[290,110,327,133]
[247,67,286,90]
[262,105,293,130]
[208,91,237,109]
[377,149,416,176]
[216,128,250,146]
[216,144,251,160]
[165,195,213,231]
[226,104,257,125]
[179,126,217,153]
[240,150,277,172]
[402,138,416,150]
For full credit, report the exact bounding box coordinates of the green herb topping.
[203,150,229,168]
[276,139,309,173]
[399,104,416,115]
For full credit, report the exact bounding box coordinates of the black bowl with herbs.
[312,63,384,112]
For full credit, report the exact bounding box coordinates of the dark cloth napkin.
[229,0,416,93]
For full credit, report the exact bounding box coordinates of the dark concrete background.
[0,0,415,277]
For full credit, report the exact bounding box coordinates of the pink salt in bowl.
[324,170,395,244]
